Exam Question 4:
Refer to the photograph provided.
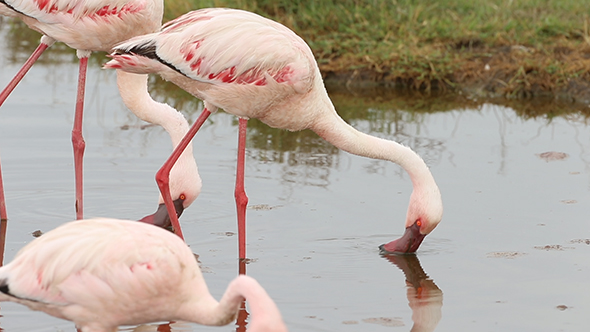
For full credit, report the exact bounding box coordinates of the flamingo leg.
[0,154,6,222]
[0,217,7,266]
[0,41,51,108]
[72,56,88,220]
[238,255,247,275]
[235,118,249,260]
[156,108,212,240]
[0,37,54,223]
[235,299,249,332]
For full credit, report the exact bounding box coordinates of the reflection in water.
[235,300,249,332]
[127,321,193,332]
[382,254,443,332]
[235,257,249,331]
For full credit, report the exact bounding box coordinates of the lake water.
[0,19,589,332]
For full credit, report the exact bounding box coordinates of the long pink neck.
[178,275,287,331]
[309,86,437,190]
[115,70,200,205]
[115,71,191,148]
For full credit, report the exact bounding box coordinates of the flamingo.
[0,218,289,332]
[117,71,201,238]
[105,7,443,257]
[0,0,164,221]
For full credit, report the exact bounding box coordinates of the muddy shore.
[321,44,590,115]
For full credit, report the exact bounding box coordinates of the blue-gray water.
[0,22,589,332]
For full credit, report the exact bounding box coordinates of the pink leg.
[156,108,212,240]
[0,154,6,222]
[235,118,249,259]
[235,298,249,332]
[0,217,7,266]
[72,57,88,220]
[238,256,247,275]
[0,40,52,225]
[0,42,50,107]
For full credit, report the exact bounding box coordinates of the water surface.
[0,21,589,332]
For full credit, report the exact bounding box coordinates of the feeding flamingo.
[0,218,288,332]
[105,7,443,256]
[117,71,201,238]
[0,0,164,221]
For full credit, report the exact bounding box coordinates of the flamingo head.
[139,194,187,231]
[380,186,443,254]
[139,156,201,231]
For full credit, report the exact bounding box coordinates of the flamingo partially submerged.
[105,7,443,256]
[0,218,288,332]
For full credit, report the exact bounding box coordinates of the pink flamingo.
[0,0,164,221]
[105,8,443,257]
[0,218,288,332]
[117,71,201,238]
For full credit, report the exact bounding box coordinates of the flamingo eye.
[416,219,422,227]
[180,194,186,200]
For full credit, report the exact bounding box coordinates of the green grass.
[165,0,590,98]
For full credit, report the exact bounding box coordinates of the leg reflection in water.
[236,258,249,332]
[130,321,191,331]
[382,254,443,332]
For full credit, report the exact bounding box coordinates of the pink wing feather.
[111,8,315,90]
[1,0,162,52]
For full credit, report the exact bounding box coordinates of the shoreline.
[321,44,590,110]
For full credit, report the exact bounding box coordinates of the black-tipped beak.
[139,198,185,231]
[379,222,426,254]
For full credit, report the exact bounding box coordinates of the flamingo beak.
[379,222,426,254]
[139,198,185,231]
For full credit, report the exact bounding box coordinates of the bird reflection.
[381,254,443,332]
[236,258,249,332]
[128,321,192,331]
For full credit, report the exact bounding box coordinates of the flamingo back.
[1,0,163,51]
[0,218,204,327]
[110,8,315,92]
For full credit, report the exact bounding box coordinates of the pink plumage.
[0,0,162,52]
[0,218,288,332]
[105,8,443,256]
[0,0,198,232]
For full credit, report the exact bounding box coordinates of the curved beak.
[139,198,185,231]
[379,222,426,254]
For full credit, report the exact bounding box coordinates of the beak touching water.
[139,198,185,231]
[379,222,426,254]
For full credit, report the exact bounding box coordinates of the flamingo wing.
[1,0,162,51]
[0,219,194,308]
[2,0,145,22]
[111,8,315,91]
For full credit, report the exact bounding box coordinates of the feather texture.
[0,218,288,332]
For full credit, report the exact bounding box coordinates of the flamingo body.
[106,8,443,254]
[0,0,163,52]
[0,218,287,332]
[0,0,198,230]
[106,8,317,131]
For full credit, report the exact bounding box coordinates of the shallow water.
[0,21,589,332]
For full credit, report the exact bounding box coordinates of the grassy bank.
[166,0,590,103]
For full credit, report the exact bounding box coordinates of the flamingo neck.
[179,275,287,331]
[310,89,437,190]
[115,70,201,206]
[115,70,191,147]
